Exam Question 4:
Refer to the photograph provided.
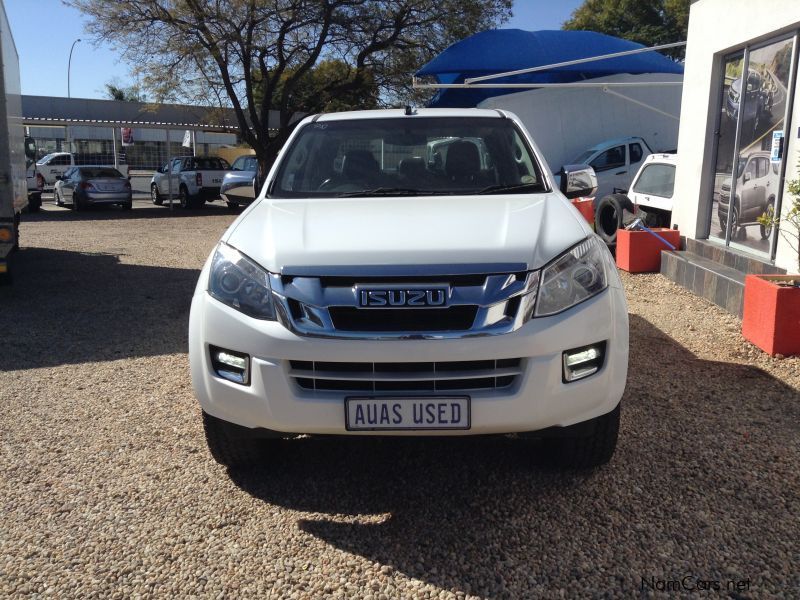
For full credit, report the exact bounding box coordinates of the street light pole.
[66,38,81,153]
[67,38,81,99]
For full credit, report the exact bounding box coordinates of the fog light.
[210,345,250,385]
[562,342,606,383]
[0,226,13,243]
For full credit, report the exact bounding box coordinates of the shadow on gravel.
[230,314,800,596]
[0,248,198,370]
[23,202,235,223]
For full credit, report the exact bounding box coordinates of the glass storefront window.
[708,36,796,257]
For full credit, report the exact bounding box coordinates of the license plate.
[345,396,470,431]
[212,178,222,184]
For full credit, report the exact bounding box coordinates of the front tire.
[760,200,775,240]
[541,403,620,469]
[202,412,263,468]
[151,184,163,206]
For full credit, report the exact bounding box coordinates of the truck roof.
[586,136,648,151]
[313,108,507,122]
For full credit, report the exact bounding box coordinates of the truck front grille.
[328,306,478,332]
[289,359,523,393]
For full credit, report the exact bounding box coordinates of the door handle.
[615,170,627,175]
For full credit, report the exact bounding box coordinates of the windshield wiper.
[338,187,436,197]
[477,182,543,195]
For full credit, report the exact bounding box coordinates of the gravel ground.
[1,200,799,598]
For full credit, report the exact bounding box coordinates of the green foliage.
[563,0,690,59]
[103,81,145,102]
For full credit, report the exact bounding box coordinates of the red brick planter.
[742,274,800,356]
[615,227,680,273]
[571,197,594,227]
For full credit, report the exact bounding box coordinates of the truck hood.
[224,193,591,273]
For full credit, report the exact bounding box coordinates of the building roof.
[21,95,280,132]
[416,29,684,108]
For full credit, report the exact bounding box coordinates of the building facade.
[672,0,800,275]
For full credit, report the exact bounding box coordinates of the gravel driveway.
[2,200,799,598]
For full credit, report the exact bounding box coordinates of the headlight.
[534,236,610,317]
[208,243,277,320]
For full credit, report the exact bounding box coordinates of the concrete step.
[660,239,785,318]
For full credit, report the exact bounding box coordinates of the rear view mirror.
[743,172,751,183]
[559,164,598,199]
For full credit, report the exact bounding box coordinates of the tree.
[563,0,690,60]
[103,79,146,102]
[69,0,512,178]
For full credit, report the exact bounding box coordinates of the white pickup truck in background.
[594,153,678,244]
[150,156,231,209]
[32,151,129,186]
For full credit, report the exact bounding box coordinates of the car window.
[629,143,643,163]
[79,168,124,179]
[244,157,258,171]
[194,157,231,170]
[55,155,72,166]
[271,117,547,197]
[37,153,56,165]
[171,159,182,174]
[744,158,757,178]
[590,146,626,171]
[756,157,768,178]
[632,163,675,198]
[232,157,244,171]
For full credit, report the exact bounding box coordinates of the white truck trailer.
[0,0,29,284]
[479,72,683,194]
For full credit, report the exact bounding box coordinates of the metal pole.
[191,130,197,156]
[463,40,687,84]
[166,128,173,210]
[67,38,81,98]
[413,81,683,90]
[112,127,118,169]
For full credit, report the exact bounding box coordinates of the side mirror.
[559,164,598,199]
[743,172,751,183]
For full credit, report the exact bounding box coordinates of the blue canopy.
[416,29,684,108]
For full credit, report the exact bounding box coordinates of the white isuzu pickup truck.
[189,108,629,470]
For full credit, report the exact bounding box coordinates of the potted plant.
[744,167,800,356]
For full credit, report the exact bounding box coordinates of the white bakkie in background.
[189,108,629,471]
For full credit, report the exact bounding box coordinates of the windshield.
[570,150,595,165]
[36,153,57,165]
[271,117,547,197]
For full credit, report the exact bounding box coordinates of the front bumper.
[189,280,629,436]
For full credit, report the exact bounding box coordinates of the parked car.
[35,152,129,186]
[220,155,258,210]
[189,108,629,471]
[54,166,132,211]
[569,136,652,202]
[594,153,677,244]
[725,70,773,133]
[718,151,779,240]
[151,156,231,209]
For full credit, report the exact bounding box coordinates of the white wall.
[479,73,683,173]
[671,0,800,273]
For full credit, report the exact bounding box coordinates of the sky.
[5,0,583,101]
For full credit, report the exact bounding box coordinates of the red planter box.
[615,228,680,273]
[742,274,800,356]
[571,197,594,227]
